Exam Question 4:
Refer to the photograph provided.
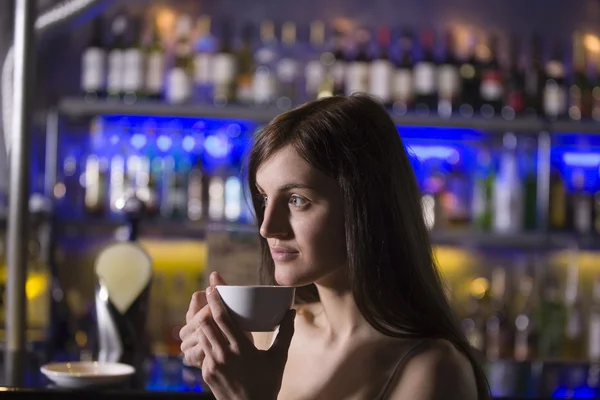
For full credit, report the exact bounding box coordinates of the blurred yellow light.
[585,34,600,53]
[155,8,176,35]
[470,277,489,299]
[25,273,47,299]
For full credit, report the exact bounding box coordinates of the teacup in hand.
[215,285,295,332]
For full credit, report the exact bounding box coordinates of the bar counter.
[0,348,597,399]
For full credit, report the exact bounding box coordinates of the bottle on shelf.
[304,20,326,101]
[504,34,526,118]
[493,133,522,234]
[548,167,567,231]
[569,31,592,121]
[543,38,568,120]
[472,147,494,231]
[524,35,545,117]
[537,271,566,359]
[479,34,504,117]
[563,247,584,360]
[81,17,107,101]
[193,15,216,103]
[485,267,513,361]
[588,275,600,363]
[436,29,460,117]
[122,16,146,103]
[392,27,414,115]
[212,19,238,105]
[570,168,592,235]
[166,15,193,104]
[330,27,347,96]
[513,271,538,361]
[276,21,300,110]
[458,31,480,117]
[145,14,165,100]
[413,28,437,114]
[368,26,393,107]
[234,22,254,105]
[345,28,371,96]
[107,13,128,101]
[593,50,600,121]
[253,20,279,107]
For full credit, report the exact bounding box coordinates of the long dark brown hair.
[246,94,490,399]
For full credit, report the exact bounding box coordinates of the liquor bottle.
[563,248,584,360]
[276,21,300,110]
[166,15,193,104]
[122,16,145,103]
[368,26,393,106]
[437,29,460,117]
[392,28,414,114]
[84,154,107,216]
[493,133,523,234]
[522,138,537,231]
[107,14,128,100]
[524,35,545,117]
[145,15,165,100]
[593,51,600,121]
[459,31,480,116]
[253,20,279,106]
[537,272,566,359]
[213,19,238,105]
[548,167,567,230]
[472,148,494,231]
[187,161,205,222]
[345,28,371,96]
[486,267,513,361]
[570,168,592,234]
[445,162,470,228]
[193,15,216,103]
[235,23,254,105]
[514,274,538,361]
[304,20,326,101]
[479,34,504,117]
[413,29,437,114]
[569,31,592,121]
[595,168,600,234]
[81,17,107,100]
[588,275,600,362]
[331,27,347,96]
[504,34,526,118]
[543,39,567,120]
[462,290,487,353]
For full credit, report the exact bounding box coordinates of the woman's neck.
[312,270,380,345]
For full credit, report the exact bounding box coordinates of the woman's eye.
[289,195,307,208]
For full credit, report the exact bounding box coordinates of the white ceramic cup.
[215,285,296,332]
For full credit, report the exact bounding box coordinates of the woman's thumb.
[209,271,228,287]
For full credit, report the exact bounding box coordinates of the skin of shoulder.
[385,339,478,400]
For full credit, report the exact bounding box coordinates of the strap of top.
[374,339,430,400]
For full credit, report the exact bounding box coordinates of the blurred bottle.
[459,31,480,116]
[145,15,165,100]
[569,31,592,121]
[212,19,238,105]
[524,35,545,117]
[479,34,503,117]
[81,17,107,100]
[486,267,513,361]
[437,29,460,117]
[537,271,566,359]
[548,167,567,230]
[504,34,526,118]
[513,272,538,361]
[392,28,414,114]
[193,15,216,103]
[304,21,326,101]
[345,28,371,96]
[570,168,592,234]
[543,38,567,120]
[493,133,522,233]
[107,13,128,100]
[276,21,300,110]
[253,20,279,106]
[472,148,494,231]
[413,29,437,114]
[368,26,393,107]
[563,248,584,360]
[330,27,347,96]
[588,275,600,362]
[166,15,193,104]
[122,16,146,103]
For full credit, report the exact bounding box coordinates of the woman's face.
[255,145,347,287]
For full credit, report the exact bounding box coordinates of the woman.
[180,94,491,399]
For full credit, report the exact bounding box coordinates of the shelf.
[57,97,551,132]
[46,217,600,250]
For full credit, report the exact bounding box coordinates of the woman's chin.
[274,270,310,287]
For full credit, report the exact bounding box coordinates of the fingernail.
[206,286,213,296]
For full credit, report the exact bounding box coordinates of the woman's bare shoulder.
[386,339,478,400]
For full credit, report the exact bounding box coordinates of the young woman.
[180,94,491,400]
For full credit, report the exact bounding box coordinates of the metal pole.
[5,0,36,387]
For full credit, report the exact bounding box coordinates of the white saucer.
[40,361,136,388]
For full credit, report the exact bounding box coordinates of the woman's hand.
[180,272,296,400]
